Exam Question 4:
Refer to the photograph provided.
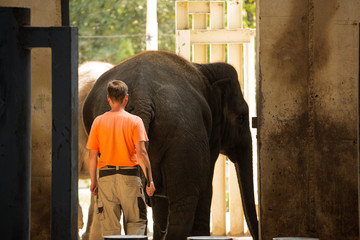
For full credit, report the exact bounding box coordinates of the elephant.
[77,61,114,239]
[82,50,258,240]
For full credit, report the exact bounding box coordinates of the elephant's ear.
[211,78,231,87]
[210,78,233,115]
[194,62,237,86]
[211,77,232,94]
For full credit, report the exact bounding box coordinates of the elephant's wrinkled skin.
[83,51,258,240]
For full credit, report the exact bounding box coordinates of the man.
[86,80,155,236]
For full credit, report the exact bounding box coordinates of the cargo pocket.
[96,198,105,221]
[138,197,147,220]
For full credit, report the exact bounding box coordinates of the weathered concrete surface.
[0,1,61,239]
[258,0,359,239]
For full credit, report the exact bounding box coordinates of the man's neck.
[108,97,127,112]
[110,106,125,112]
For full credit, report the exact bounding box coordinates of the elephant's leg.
[152,196,169,240]
[191,183,212,236]
[80,194,94,240]
[164,195,198,240]
[78,202,84,230]
[89,196,103,240]
[82,195,102,240]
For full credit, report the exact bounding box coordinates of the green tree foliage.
[70,0,255,64]
[243,0,256,28]
[157,0,176,52]
[70,0,147,64]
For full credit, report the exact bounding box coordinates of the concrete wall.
[258,0,359,239]
[0,1,61,239]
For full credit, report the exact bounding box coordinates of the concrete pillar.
[258,0,360,239]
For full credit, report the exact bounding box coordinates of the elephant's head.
[196,62,258,240]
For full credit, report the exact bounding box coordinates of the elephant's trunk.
[232,141,259,240]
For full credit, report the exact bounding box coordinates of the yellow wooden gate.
[175,1,257,237]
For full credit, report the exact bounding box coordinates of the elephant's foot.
[191,187,212,236]
[190,228,210,237]
[190,210,211,236]
[78,203,84,230]
[80,232,89,240]
[81,194,96,240]
[152,196,168,240]
[163,195,198,240]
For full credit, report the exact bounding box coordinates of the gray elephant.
[83,51,258,240]
[77,61,113,239]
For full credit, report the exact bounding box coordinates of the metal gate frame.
[0,7,78,240]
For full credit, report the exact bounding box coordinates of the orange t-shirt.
[86,110,149,169]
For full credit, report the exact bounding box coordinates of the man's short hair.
[107,80,128,103]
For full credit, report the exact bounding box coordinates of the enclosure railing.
[175,1,257,237]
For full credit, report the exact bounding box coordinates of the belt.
[99,166,139,178]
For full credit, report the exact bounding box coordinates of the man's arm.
[88,149,99,195]
[135,141,155,196]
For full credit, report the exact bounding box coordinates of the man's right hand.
[88,149,99,195]
[90,181,99,196]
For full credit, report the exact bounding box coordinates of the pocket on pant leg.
[96,198,105,221]
[137,197,147,220]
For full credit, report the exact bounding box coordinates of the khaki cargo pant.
[97,166,147,236]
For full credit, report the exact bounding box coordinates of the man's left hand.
[146,181,155,196]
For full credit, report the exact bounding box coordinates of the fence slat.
[193,14,207,63]
[211,155,227,236]
[191,29,254,44]
[210,2,224,29]
[176,30,191,60]
[228,2,245,236]
[228,1,243,29]
[210,44,225,62]
[188,1,210,13]
[176,1,189,30]
[229,163,245,235]
[209,2,226,236]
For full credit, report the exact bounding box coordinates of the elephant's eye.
[236,114,246,125]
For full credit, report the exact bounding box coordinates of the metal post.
[21,26,79,240]
[50,27,79,240]
[0,7,31,240]
[358,22,360,237]
[61,0,70,26]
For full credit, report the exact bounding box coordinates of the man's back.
[87,110,148,168]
